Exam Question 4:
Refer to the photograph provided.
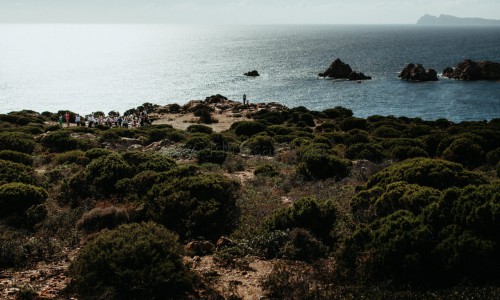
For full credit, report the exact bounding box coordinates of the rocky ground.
[0,248,77,300]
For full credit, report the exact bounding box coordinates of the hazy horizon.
[0,0,499,24]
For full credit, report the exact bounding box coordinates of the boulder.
[442,59,500,80]
[216,236,235,250]
[319,58,353,78]
[185,241,215,257]
[399,63,438,82]
[348,71,372,81]
[244,70,260,77]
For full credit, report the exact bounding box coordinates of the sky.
[0,0,499,24]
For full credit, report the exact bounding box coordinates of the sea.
[0,24,499,121]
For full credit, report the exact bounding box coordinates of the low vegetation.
[0,100,499,299]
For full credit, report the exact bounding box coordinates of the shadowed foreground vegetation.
[0,101,499,299]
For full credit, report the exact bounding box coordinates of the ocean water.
[0,24,499,121]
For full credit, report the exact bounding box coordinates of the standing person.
[75,114,81,127]
[58,115,63,127]
[65,112,70,127]
[88,114,94,128]
[243,94,247,105]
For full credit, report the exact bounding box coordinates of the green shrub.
[244,135,275,156]
[486,148,500,165]
[40,131,81,153]
[367,158,486,190]
[442,138,485,168]
[184,134,212,151]
[281,228,328,262]
[85,148,114,160]
[352,182,441,220]
[197,149,227,165]
[0,150,33,166]
[86,153,134,195]
[300,113,315,127]
[404,125,433,138]
[391,145,428,161]
[232,121,267,137]
[346,181,500,285]
[53,150,86,165]
[323,106,353,119]
[0,132,36,154]
[147,174,239,240]
[99,130,120,141]
[0,159,36,185]
[266,197,336,243]
[0,183,48,217]
[115,170,161,198]
[373,126,402,138]
[187,124,213,134]
[121,151,176,173]
[346,143,387,162]
[254,164,280,177]
[69,222,195,299]
[340,117,368,131]
[345,129,370,145]
[419,133,448,157]
[298,149,351,180]
[76,206,130,233]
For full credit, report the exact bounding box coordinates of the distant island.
[417,14,500,25]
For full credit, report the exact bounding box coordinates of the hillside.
[0,95,499,299]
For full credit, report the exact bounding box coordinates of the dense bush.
[53,150,86,165]
[442,138,485,168]
[183,134,212,151]
[197,149,227,165]
[85,153,134,195]
[266,197,336,243]
[232,121,267,137]
[486,148,500,165]
[281,228,328,262]
[373,125,403,138]
[76,206,130,233]
[391,145,428,161]
[0,159,36,185]
[0,132,36,154]
[187,124,213,134]
[254,164,280,177]
[40,131,81,153]
[69,222,195,299]
[344,129,370,145]
[147,174,239,240]
[84,148,114,160]
[347,184,500,285]
[0,150,33,166]
[243,135,275,156]
[298,149,351,180]
[121,151,176,173]
[323,106,353,119]
[367,158,486,190]
[340,117,368,131]
[0,183,48,217]
[346,143,387,162]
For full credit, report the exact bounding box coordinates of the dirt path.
[191,255,275,300]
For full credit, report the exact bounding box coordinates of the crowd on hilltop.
[58,109,151,128]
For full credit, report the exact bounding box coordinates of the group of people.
[58,110,151,128]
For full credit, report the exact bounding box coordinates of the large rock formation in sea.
[443,60,500,81]
[399,63,438,82]
[319,58,372,80]
[417,14,500,25]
